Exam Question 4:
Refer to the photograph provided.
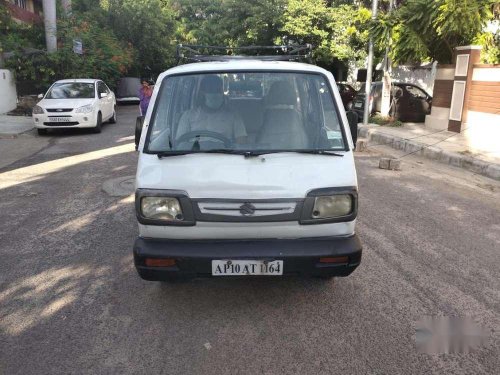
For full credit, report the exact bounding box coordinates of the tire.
[37,128,48,136]
[109,107,117,124]
[92,112,102,133]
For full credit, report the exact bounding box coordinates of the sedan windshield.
[46,82,95,99]
[146,72,346,153]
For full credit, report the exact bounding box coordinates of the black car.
[352,82,432,122]
[336,83,357,110]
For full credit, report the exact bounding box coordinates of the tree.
[281,0,371,66]
[102,0,177,77]
[172,0,287,47]
[372,0,500,63]
[5,14,133,92]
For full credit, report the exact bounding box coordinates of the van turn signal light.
[319,256,349,264]
[145,258,176,267]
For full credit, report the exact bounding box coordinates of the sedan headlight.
[32,105,44,114]
[141,197,183,221]
[312,195,353,218]
[75,104,94,113]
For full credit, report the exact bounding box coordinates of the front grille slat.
[43,122,79,126]
[193,199,303,222]
[46,108,73,113]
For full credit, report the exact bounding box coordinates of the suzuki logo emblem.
[239,203,256,216]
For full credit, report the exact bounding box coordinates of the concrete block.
[356,139,367,152]
[379,158,391,169]
[461,157,488,174]
[440,152,462,167]
[393,139,406,151]
[423,146,443,160]
[380,134,395,148]
[404,141,424,155]
[485,164,500,181]
[357,127,369,138]
[389,159,402,171]
[371,132,383,144]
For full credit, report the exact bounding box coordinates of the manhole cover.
[102,176,135,197]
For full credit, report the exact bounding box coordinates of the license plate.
[212,260,283,276]
[354,102,362,108]
[50,117,71,122]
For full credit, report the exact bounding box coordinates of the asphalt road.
[0,106,499,374]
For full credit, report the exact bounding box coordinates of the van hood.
[39,98,95,109]
[136,152,357,199]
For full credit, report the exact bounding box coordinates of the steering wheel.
[176,130,232,148]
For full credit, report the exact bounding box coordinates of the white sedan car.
[32,79,116,135]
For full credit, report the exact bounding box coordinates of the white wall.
[390,62,437,95]
[0,70,17,114]
[464,111,500,155]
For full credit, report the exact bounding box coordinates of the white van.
[134,47,362,281]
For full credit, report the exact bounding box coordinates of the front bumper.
[134,235,362,280]
[33,112,97,129]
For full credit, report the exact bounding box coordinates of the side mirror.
[37,93,44,99]
[346,111,359,147]
[100,92,108,98]
[135,116,145,150]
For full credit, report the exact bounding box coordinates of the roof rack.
[175,44,313,65]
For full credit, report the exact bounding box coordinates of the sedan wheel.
[92,112,102,133]
[109,107,117,124]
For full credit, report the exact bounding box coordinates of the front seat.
[257,81,309,149]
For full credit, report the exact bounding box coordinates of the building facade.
[4,0,43,24]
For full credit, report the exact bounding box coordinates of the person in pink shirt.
[138,79,153,116]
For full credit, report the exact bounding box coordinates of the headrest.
[266,81,296,106]
[200,75,223,93]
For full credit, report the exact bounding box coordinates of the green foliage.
[172,0,287,47]
[475,28,500,64]
[0,6,44,55]
[369,114,402,127]
[372,0,499,63]
[282,0,371,64]
[106,0,176,76]
[5,15,132,90]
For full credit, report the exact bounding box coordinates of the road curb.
[358,126,500,181]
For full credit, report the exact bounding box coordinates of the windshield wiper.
[243,150,344,157]
[156,149,247,159]
[156,149,344,159]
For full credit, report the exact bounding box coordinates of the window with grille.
[13,0,28,9]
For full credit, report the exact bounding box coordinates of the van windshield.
[146,72,347,153]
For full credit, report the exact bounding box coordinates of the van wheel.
[109,107,117,123]
[37,129,48,136]
[92,112,102,133]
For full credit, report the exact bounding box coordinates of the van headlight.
[312,195,353,218]
[141,197,183,221]
[135,189,195,225]
[300,188,357,224]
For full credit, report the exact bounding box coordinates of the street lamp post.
[363,0,379,126]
